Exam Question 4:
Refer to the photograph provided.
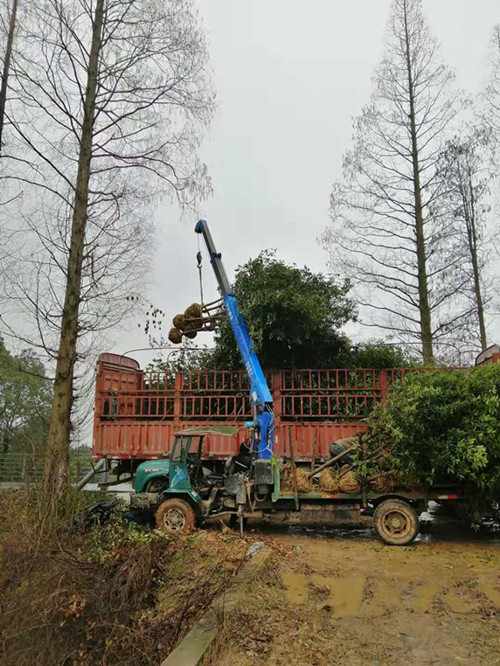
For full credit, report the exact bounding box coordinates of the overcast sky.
[116,0,500,364]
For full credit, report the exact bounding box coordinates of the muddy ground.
[214,517,500,666]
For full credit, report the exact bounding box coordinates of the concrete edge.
[161,545,273,666]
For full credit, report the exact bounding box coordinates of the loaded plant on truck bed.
[363,365,500,509]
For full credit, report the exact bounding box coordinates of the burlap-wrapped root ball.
[281,464,312,493]
[184,317,202,332]
[173,314,185,331]
[184,303,203,319]
[168,327,183,344]
[319,468,340,493]
[370,472,397,493]
[184,329,197,339]
[295,468,312,493]
[338,465,361,494]
[280,464,292,491]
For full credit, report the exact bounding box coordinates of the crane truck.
[129,220,468,545]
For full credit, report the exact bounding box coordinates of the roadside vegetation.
[0,490,249,665]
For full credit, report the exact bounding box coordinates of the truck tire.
[373,499,419,546]
[155,498,196,535]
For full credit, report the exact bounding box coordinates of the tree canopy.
[342,340,415,369]
[0,338,51,455]
[210,250,355,368]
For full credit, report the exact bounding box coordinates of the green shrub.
[365,365,500,506]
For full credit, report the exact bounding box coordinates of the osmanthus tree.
[324,0,467,365]
[1,0,214,518]
[210,250,356,369]
[365,364,500,512]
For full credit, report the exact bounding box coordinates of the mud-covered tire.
[373,499,419,546]
[155,498,195,535]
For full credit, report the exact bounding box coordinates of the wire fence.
[0,452,94,487]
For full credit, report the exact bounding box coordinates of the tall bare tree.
[1,0,214,517]
[438,127,495,352]
[486,25,500,139]
[0,0,18,155]
[324,0,466,364]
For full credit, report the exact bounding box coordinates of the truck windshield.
[171,435,201,463]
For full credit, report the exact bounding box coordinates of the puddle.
[281,569,365,616]
[417,502,500,544]
[245,502,500,546]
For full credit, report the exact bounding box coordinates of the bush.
[340,339,416,369]
[365,365,500,507]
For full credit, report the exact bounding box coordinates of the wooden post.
[173,372,183,429]
[379,369,388,402]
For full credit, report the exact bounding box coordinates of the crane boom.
[194,219,274,460]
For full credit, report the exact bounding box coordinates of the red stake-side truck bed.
[92,353,419,465]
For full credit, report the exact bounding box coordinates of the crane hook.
[196,250,204,305]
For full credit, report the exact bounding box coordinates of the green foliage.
[145,344,215,383]
[0,339,52,455]
[211,250,356,368]
[86,513,164,564]
[365,365,500,506]
[341,339,416,369]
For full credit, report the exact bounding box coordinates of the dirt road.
[215,524,500,666]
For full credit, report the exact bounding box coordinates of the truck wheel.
[155,498,195,535]
[373,499,419,546]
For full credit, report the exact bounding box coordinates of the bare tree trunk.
[402,0,433,365]
[470,248,487,351]
[3,0,213,528]
[0,0,18,155]
[466,181,487,351]
[42,0,104,519]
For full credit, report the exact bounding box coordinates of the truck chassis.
[131,429,462,546]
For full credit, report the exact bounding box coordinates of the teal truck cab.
[132,427,236,533]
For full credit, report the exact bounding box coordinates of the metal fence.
[0,452,94,487]
[96,367,424,422]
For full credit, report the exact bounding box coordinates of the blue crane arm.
[194,219,274,459]
[224,294,273,405]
